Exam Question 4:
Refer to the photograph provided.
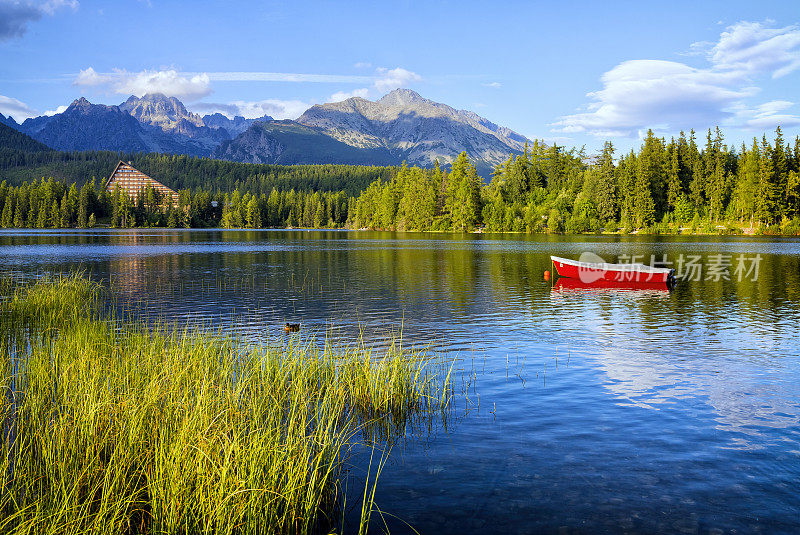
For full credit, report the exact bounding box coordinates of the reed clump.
[0,275,451,534]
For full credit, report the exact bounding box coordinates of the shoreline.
[2,224,799,237]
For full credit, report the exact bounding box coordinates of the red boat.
[550,255,675,284]
[553,277,670,293]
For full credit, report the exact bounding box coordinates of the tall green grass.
[0,274,452,534]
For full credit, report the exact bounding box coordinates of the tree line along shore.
[1,126,799,235]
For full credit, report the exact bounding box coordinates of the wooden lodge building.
[105,161,178,205]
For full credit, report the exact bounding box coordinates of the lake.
[1,229,799,533]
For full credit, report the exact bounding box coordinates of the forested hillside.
[1,126,798,234]
[0,122,51,153]
[352,127,800,235]
[0,149,397,195]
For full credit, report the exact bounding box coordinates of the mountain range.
[3,89,530,177]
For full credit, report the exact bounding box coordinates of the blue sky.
[1,0,799,154]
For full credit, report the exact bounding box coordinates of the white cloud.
[44,104,68,116]
[189,99,311,120]
[553,60,755,137]
[330,88,370,102]
[74,67,211,101]
[734,100,800,130]
[553,21,800,138]
[40,0,78,15]
[70,65,422,119]
[0,0,77,41]
[189,102,240,118]
[326,66,423,103]
[374,67,422,93]
[73,67,111,86]
[193,69,414,90]
[683,40,714,57]
[70,65,422,106]
[227,99,312,120]
[483,81,502,88]
[708,21,800,78]
[0,94,37,122]
[201,72,371,84]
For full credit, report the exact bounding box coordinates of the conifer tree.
[1,192,14,228]
[166,206,178,228]
[731,140,760,223]
[77,184,89,228]
[786,170,800,219]
[448,152,481,231]
[246,196,261,228]
[399,167,436,230]
[634,158,656,228]
[635,131,663,225]
[756,136,780,225]
[773,126,788,216]
[36,198,48,229]
[13,193,24,228]
[49,198,59,228]
[594,141,617,222]
[667,139,681,211]
[59,193,70,227]
[313,199,325,228]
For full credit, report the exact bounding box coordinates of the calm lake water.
[1,229,799,534]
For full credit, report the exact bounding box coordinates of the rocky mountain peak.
[120,93,204,130]
[0,112,19,128]
[142,92,175,103]
[201,112,274,138]
[294,88,530,175]
[11,89,528,179]
[378,88,425,106]
[68,97,94,111]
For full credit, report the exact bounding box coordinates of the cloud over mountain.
[71,65,422,120]
[3,89,528,178]
[0,94,37,122]
[74,68,212,101]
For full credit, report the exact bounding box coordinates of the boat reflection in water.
[551,277,671,295]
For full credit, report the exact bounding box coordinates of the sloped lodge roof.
[105,161,178,205]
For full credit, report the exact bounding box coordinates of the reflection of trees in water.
[102,233,800,346]
[103,232,488,347]
[16,230,800,447]
[530,251,800,444]
[108,231,195,297]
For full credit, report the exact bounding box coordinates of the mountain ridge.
[120,93,229,150]
[5,89,529,177]
[295,89,528,174]
[15,98,211,155]
[212,120,397,166]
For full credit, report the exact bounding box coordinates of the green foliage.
[0,122,50,153]
[0,275,453,534]
[3,125,800,234]
[0,148,396,195]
